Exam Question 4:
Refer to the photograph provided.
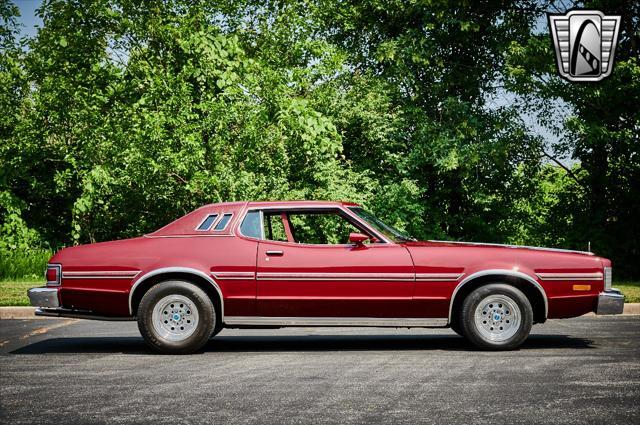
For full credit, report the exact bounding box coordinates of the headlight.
[604,267,612,291]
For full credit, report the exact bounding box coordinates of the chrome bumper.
[27,287,60,308]
[596,289,624,315]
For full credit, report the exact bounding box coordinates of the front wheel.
[449,321,464,337]
[459,284,533,350]
[137,280,215,354]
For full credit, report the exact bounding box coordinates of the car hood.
[402,240,595,256]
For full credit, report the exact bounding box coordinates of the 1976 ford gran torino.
[28,201,624,353]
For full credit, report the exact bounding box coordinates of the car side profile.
[28,200,624,353]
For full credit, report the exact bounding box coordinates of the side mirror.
[349,232,369,246]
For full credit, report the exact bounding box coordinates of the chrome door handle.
[266,250,284,256]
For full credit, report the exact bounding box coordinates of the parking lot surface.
[1,316,639,424]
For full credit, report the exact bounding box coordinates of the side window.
[214,213,233,231]
[240,211,262,239]
[196,214,218,231]
[288,211,362,244]
[263,213,288,242]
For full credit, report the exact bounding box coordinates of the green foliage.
[1,0,638,278]
[0,249,52,281]
[504,0,640,277]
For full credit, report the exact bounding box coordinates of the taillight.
[46,264,62,286]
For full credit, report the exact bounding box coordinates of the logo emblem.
[548,10,621,82]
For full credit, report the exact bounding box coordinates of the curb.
[1,304,639,320]
[0,307,68,319]
[0,307,46,319]
[623,303,640,315]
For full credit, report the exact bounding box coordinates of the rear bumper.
[28,286,134,321]
[27,287,60,308]
[596,289,624,315]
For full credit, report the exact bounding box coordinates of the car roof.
[194,200,360,209]
[247,200,361,208]
[147,200,361,237]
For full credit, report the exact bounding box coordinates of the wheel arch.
[129,267,224,322]
[448,270,547,325]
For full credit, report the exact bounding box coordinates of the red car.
[28,201,623,353]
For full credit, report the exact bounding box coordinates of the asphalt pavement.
[1,316,639,424]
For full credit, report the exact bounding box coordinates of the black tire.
[210,325,223,339]
[137,280,215,354]
[459,283,533,350]
[450,321,464,337]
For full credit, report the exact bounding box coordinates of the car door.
[255,208,416,318]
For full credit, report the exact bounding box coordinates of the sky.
[15,0,42,39]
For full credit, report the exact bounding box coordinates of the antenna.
[588,241,591,253]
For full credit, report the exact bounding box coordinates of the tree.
[2,0,638,278]
[505,0,640,277]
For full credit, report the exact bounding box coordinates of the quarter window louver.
[214,213,233,231]
[196,214,218,231]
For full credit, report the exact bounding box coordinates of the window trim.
[236,206,391,245]
[195,214,220,232]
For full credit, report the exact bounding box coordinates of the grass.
[615,282,640,303]
[0,279,639,307]
[0,248,51,306]
[0,280,40,306]
[0,249,51,281]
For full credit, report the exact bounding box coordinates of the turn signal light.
[604,267,612,290]
[572,284,591,291]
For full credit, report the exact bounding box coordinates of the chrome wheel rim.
[152,295,199,342]
[474,294,521,342]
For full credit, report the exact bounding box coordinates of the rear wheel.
[459,284,533,350]
[137,280,215,354]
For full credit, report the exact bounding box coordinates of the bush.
[0,249,52,281]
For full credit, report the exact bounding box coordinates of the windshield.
[348,207,416,243]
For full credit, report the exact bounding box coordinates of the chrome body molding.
[415,273,464,282]
[211,271,256,280]
[28,287,60,308]
[213,271,464,282]
[224,316,448,327]
[256,272,415,281]
[143,234,235,238]
[447,269,549,324]
[536,272,603,281]
[429,240,594,256]
[62,270,141,280]
[128,267,224,318]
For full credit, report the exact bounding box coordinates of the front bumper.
[27,287,60,308]
[596,289,624,315]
